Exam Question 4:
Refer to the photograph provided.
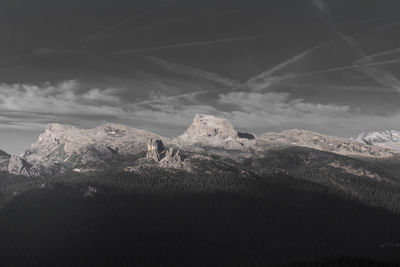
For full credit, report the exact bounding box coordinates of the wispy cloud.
[125,90,209,108]
[0,80,126,126]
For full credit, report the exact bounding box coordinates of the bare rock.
[147,139,165,162]
[182,114,239,140]
[19,123,165,176]
[8,155,35,176]
[176,114,256,153]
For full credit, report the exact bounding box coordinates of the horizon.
[2,0,400,153]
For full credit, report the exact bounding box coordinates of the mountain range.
[1,114,400,212]
[2,114,400,265]
[0,114,397,177]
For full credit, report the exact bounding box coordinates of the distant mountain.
[261,129,393,157]
[355,130,400,152]
[0,114,396,177]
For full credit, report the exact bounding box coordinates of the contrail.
[270,59,400,84]
[309,0,400,89]
[247,42,331,90]
[143,56,240,87]
[78,0,176,43]
[340,16,399,26]
[251,59,400,91]
[355,47,400,64]
[115,33,275,54]
[124,91,209,108]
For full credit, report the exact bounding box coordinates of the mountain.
[0,114,396,178]
[261,129,394,157]
[175,114,256,156]
[0,114,399,212]
[18,123,166,175]
[355,130,400,152]
[2,115,400,265]
[0,150,10,172]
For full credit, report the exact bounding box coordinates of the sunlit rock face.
[146,139,165,162]
[19,123,166,176]
[183,114,240,140]
[176,114,256,152]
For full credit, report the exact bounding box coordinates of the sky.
[1,0,400,154]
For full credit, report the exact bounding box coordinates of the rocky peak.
[147,139,165,162]
[183,114,239,140]
[146,139,182,164]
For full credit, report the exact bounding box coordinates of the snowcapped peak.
[354,130,400,152]
[356,130,400,144]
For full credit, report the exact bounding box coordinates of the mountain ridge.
[0,114,396,177]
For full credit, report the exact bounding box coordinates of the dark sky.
[1,0,400,153]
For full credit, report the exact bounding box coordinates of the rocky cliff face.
[19,123,166,175]
[176,114,256,151]
[146,139,165,162]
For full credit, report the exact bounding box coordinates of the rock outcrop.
[177,114,256,151]
[183,114,239,140]
[8,155,37,176]
[147,139,165,162]
[145,139,188,170]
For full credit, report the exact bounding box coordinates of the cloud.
[2,79,400,141]
[0,80,127,128]
[123,90,358,137]
[82,88,121,103]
